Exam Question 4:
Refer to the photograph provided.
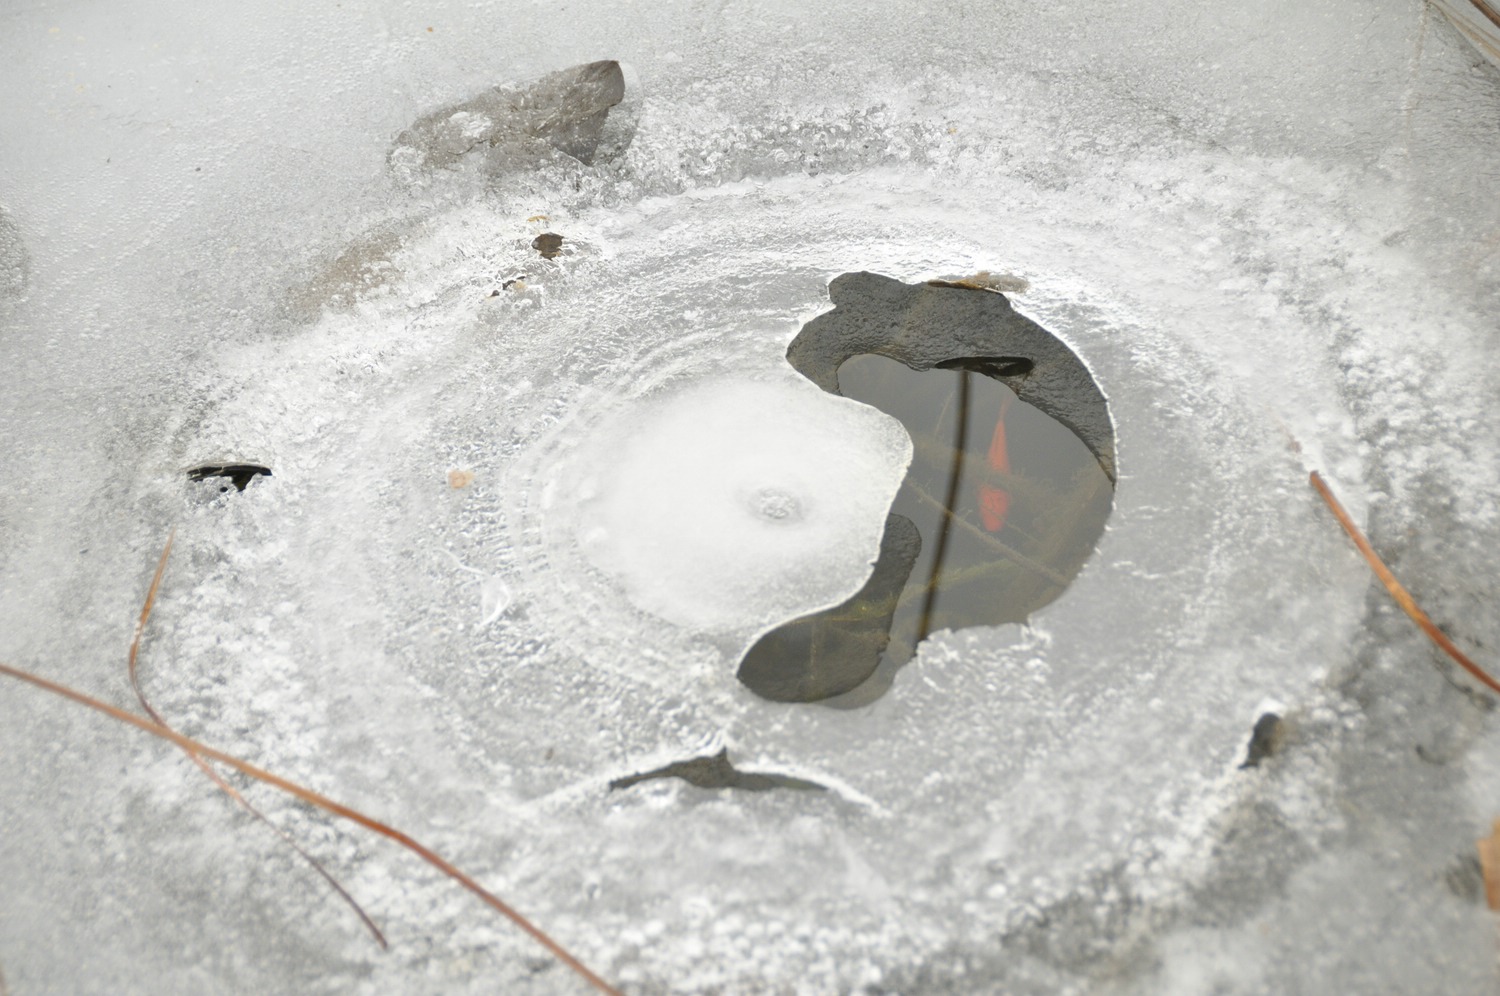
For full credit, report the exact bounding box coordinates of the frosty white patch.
[566,374,911,633]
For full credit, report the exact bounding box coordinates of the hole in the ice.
[187,463,272,493]
[608,749,825,793]
[736,272,1115,705]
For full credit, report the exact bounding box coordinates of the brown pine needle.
[1310,471,1500,695]
[2,614,623,996]
[1477,818,1500,910]
[0,659,623,996]
[127,529,388,949]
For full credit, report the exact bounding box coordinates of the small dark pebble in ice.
[1240,713,1284,769]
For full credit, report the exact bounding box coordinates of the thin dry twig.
[0,545,624,996]
[127,530,387,948]
[1477,818,1500,910]
[0,659,622,996]
[1310,470,1500,695]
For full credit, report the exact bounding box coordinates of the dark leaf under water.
[188,464,272,493]
[609,749,825,793]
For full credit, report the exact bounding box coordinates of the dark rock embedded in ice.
[391,60,630,172]
[1239,713,1285,769]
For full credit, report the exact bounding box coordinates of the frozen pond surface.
[3,1,1500,993]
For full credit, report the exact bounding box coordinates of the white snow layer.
[561,374,910,634]
[2,0,1500,993]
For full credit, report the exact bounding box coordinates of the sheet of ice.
[3,0,1500,993]
[557,375,909,634]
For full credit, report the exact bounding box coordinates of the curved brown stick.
[127,530,387,948]
[1310,471,1500,695]
[0,668,621,995]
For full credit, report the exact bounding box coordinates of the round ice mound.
[747,486,802,523]
[570,375,912,633]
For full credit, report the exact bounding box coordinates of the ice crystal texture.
[2,1,1499,993]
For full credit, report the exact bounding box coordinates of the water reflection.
[839,355,1113,665]
[737,273,1115,705]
